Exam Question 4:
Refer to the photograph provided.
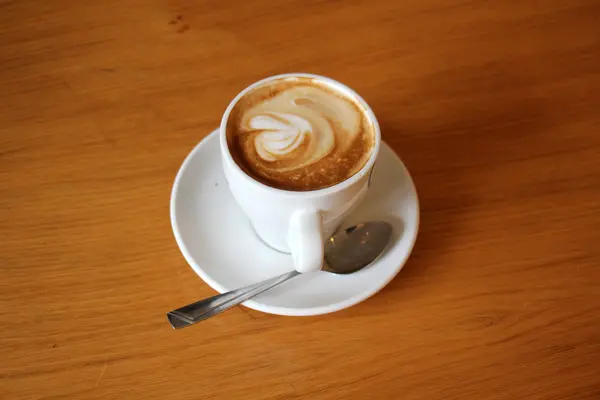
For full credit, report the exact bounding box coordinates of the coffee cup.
[220,73,381,273]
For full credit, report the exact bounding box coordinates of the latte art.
[241,86,360,173]
[250,113,321,164]
[227,77,375,191]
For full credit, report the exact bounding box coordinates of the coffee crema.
[226,77,375,191]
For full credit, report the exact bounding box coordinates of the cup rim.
[219,73,381,197]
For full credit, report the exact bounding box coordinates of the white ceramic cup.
[220,73,381,273]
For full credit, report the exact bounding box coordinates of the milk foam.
[238,86,362,173]
[228,78,374,191]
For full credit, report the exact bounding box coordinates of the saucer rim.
[170,129,420,316]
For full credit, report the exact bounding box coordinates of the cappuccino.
[226,77,375,191]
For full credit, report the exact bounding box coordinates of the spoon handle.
[167,270,301,328]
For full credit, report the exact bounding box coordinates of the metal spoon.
[167,221,392,329]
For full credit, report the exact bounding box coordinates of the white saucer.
[170,130,419,316]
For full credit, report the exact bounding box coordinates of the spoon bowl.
[324,222,393,274]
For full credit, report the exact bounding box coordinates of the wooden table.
[2,1,599,399]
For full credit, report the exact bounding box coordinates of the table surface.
[2,1,600,399]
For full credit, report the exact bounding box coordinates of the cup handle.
[288,209,324,273]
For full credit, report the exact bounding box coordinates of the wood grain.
[1,1,599,399]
